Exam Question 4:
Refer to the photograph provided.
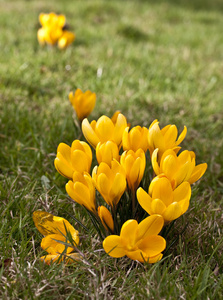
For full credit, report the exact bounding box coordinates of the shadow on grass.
[117,24,148,42]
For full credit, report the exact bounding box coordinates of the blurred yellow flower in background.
[37,12,75,48]
[69,89,96,122]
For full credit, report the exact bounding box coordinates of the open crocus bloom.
[54,140,92,180]
[152,148,207,189]
[82,113,127,149]
[66,171,97,214]
[148,120,187,161]
[103,215,165,263]
[96,141,120,166]
[69,89,96,122]
[137,176,191,223]
[92,160,126,207]
[122,126,148,152]
[33,211,80,264]
[120,149,146,192]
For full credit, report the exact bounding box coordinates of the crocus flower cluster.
[37,12,75,49]
[34,89,207,265]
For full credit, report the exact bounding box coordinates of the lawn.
[0,0,223,299]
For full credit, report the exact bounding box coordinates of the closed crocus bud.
[148,120,187,161]
[82,113,128,149]
[103,215,166,263]
[152,148,207,189]
[92,160,126,208]
[54,140,92,180]
[122,126,148,152]
[69,89,96,122]
[137,176,191,223]
[39,12,66,28]
[120,149,146,192]
[58,30,75,49]
[66,171,96,214]
[96,141,120,166]
[98,206,114,233]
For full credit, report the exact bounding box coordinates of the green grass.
[0,0,223,299]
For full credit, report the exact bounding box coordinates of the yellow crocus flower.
[39,12,66,29]
[92,160,126,207]
[148,120,187,161]
[98,206,114,232]
[82,113,127,149]
[66,171,97,214]
[96,141,120,166]
[152,148,207,188]
[69,89,96,122]
[54,140,92,180]
[33,211,80,264]
[137,176,191,222]
[120,149,146,193]
[103,215,165,263]
[122,126,148,152]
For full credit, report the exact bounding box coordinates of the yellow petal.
[136,188,153,215]
[163,125,177,148]
[173,182,191,203]
[54,155,73,179]
[137,235,166,257]
[71,149,89,173]
[122,127,130,151]
[125,249,148,262]
[40,254,60,264]
[176,126,187,146]
[103,235,125,258]
[151,177,173,207]
[151,148,160,175]
[109,173,126,206]
[163,202,182,222]
[97,173,110,197]
[120,219,138,247]
[95,116,114,142]
[138,215,164,240]
[82,118,100,148]
[188,163,207,184]
[113,113,128,148]
[151,199,167,215]
[98,206,114,232]
[148,253,163,263]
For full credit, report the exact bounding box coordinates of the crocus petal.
[173,182,191,203]
[137,235,166,257]
[151,149,160,175]
[113,114,128,148]
[148,253,163,263]
[54,156,73,179]
[150,176,173,207]
[163,125,178,148]
[95,116,114,142]
[125,249,148,263]
[137,188,153,215]
[138,215,164,240]
[151,199,167,215]
[120,219,138,247]
[176,126,187,146]
[82,118,100,148]
[188,163,207,184]
[163,202,182,222]
[103,235,125,258]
